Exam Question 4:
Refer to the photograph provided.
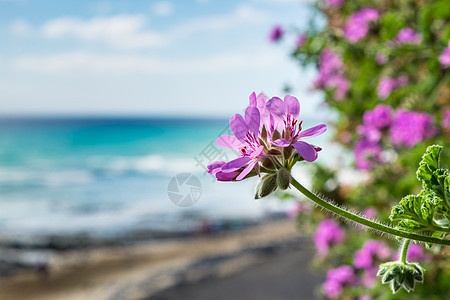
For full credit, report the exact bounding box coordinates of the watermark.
[167,173,202,207]
[194,125,240,182]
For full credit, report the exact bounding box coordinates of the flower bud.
[377,261,424,293]
[262,157,276,170]
[255,174,278,199]
[261,125,267,140]
[277,167,291,190]
[267,149,282,156]
[272,130,281,141]
[283,145,293,160]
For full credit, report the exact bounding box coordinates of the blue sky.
[0,0,323,117]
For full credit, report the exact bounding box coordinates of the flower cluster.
[390,110,437,147]
[390,27,422,45]
[343,8,379,43]
[377,76,409,99]
[208,93,327,190]
[394,244,429,262]
[442,109,450,130]
[355,105,437,170]
[355,105,392,170]
[313,48,349,100]
[269,25,284,42]
[313,219,346,256]
[354,240,392,287]
[439,42,450,68]
[323,265,356,298]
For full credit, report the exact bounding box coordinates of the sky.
[0,0,323,118]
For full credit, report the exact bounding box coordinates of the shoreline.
[0,219,321,300]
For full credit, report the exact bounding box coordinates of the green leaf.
[416,145,442,189]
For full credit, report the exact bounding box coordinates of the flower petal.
[293,141,318,162]
[236,160,257,181]
[284,95,300,119]
[256,93,267,107]
[230,114,248,142]
[216,134,244,149]
[249,92,257,107]
[216,171,239,181]
[298,124,327,139]
[245,106,260,136]
[221,156,251,173]
[207,161,225,174]
[272,138,291,147]
[266,97,287,121]
[251,145,264,158]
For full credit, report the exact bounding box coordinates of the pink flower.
[377,77,398,99]
[323,265,355,298]
[354,240,392,269]
[439,42,450,68]
[394,243,429,262]
[377,76,409,99]
[390,27,422,45]
[208,92,327,181]
[269,25,283,42]
[314,48,349,100]
[376,53,387,64]
[266,95,327,162]
[390,110,437,147]
[343,8,379,43]
[354,139,383,170]
[313,219,346,256]
[363,105,393,129]
[442,109,450,129]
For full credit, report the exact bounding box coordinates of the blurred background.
[1,0,449,299]
[0,1,329,300]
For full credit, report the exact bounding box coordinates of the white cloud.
[24,4,266,50]
[10,19,32,36]
[41,15,167,49]
[251,0,312,3]
[13,50,283,75]
[152,1,174,17]
[170,4,266,37]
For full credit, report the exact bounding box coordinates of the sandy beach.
[0,219,323,300]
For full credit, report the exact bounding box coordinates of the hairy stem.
[290,176,450,246]
[400,239,411,264]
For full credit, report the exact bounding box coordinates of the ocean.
[0,117,334,242]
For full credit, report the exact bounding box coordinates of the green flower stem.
[400,239,411,264]
[290,176,450,246]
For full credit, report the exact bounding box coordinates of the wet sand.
[0,219,323,300]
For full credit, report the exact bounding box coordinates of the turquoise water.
[0,117,333,240]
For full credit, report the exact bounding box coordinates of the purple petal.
[266,97,287,121]
[256,93,267,107]
[216,134,244,149]
[298,124,327,139]
[272,138,291,147]
[221,156,251,173]
[230,114,248,142]
[249,92,257,107]
[207,161,225,174]
[216,171,239,181]
[236,160,257,181]
[245,106,260,136]
[251,145,264,158]
[293,141,318,162]
[284,95,300,119]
